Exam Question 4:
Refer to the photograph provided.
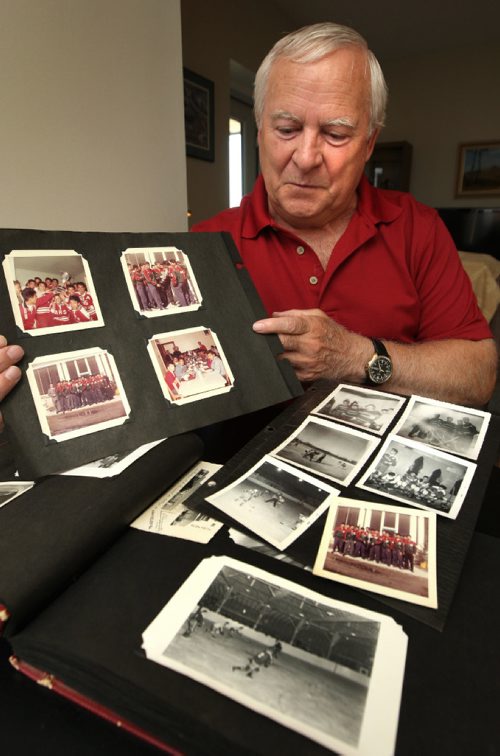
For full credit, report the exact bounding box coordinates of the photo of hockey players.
[3,249,103,336]
[0,481,34,509]
[121,246,202,317]
[271,416,380,487]
[205,455,340,550]
[142,556,408,756]
[147,326,234,405]
[26,347,131,442]
[357,436,476,519]
[314,498,437,608]
[393,395,490,460]
[312,384,405,435]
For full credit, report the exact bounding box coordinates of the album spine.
[9,655,184,756]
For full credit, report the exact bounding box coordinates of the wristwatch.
[366,338,393,385]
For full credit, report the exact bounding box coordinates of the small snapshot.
[121,247,202,317]
[205,455,340,550]
[271,416,380,487]
[312,384,405,435]
[3,249,103,335]
[314,497,437,608]
[26,347,130,442]
[147,326,234,405]
[143,556,407,756]
[357,436,476,519]
[393,394,490,460]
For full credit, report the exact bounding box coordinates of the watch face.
[368,356,392,384]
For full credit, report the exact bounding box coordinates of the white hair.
[254,22,388,135]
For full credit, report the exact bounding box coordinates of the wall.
[367,43,500,209]
[181,0,294,225]
[0,0,188,232]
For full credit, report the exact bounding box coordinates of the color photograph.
[26,347,130,442]
[147,326,234,404]
[314,498,437,608]
[0,481,34,509]
[121,247,202,317]
[3,249,103,335]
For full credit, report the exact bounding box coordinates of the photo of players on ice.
[393,395,490,460]
[357,436,476,519]
[271,416,380,487]
[27,347,130,441]
[313,384,405,435]
[206,455,339,550]
[142,557,405,754]
[121,247,202,317]
[314,499,437,607]
[147,326,234,405]
[3,250,103,335]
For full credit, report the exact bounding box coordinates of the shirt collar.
[241,172,403,239]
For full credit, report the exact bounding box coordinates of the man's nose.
[292,131,323,171]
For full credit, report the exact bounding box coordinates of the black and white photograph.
[271,416,380,487]
[132,461,223,544]
[357,436,476,519]
[59,439,164,478]
[0,480,34,509]
[142,556,408,756]
[314,498,437,608]
[392,395,490,460]
[147,326,234,405]
[312,384,405,435]
[26,347,131,442]
[121,247,202,317]
[3,249,103,335]
[205,455,340,550]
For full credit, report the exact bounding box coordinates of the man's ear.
[365,128,380,163]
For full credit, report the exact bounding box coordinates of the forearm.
[333,333,498,408]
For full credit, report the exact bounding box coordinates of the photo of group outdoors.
[312,384,405,436]
[147,326,234,404]
[0,481,34,509]
[142,556,407,756]
[314,498,437,608]
[271,416,380,487]
[393,395,490,460]
[205,455,340,550]
[357,436,476,519]
[121,247,202,317]
[26,347,130,442]
[3,250,103,336]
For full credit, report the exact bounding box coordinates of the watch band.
[371,338,389,358]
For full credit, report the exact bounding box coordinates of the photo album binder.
[0,227,302,479]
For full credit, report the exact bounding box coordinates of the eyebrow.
[270,111,358,131]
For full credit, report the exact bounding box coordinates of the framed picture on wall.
[183,68,214,162]
[456,141,500,197]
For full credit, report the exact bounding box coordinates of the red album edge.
[9,655,184,756]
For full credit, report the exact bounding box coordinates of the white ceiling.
[270,0,500,60]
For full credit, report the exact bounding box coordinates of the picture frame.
[183,68,215,162]
[455,141,500,197]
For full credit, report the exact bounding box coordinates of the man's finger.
[253,314,308,336]
[0,364,22,402]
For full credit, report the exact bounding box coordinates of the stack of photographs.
[205,384,490,612]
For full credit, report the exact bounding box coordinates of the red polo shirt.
[192,175,491,343]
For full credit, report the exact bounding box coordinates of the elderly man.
[193,23,496,407]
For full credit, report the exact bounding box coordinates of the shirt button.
[296,245,305,255]
[309,276,319,285]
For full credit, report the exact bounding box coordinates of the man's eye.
[276,126,297,136]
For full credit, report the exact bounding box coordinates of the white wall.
[381,43,500,208]
[0,0,188,232]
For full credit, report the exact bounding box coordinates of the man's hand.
[0,336,24,430]
[253,309,369,383]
